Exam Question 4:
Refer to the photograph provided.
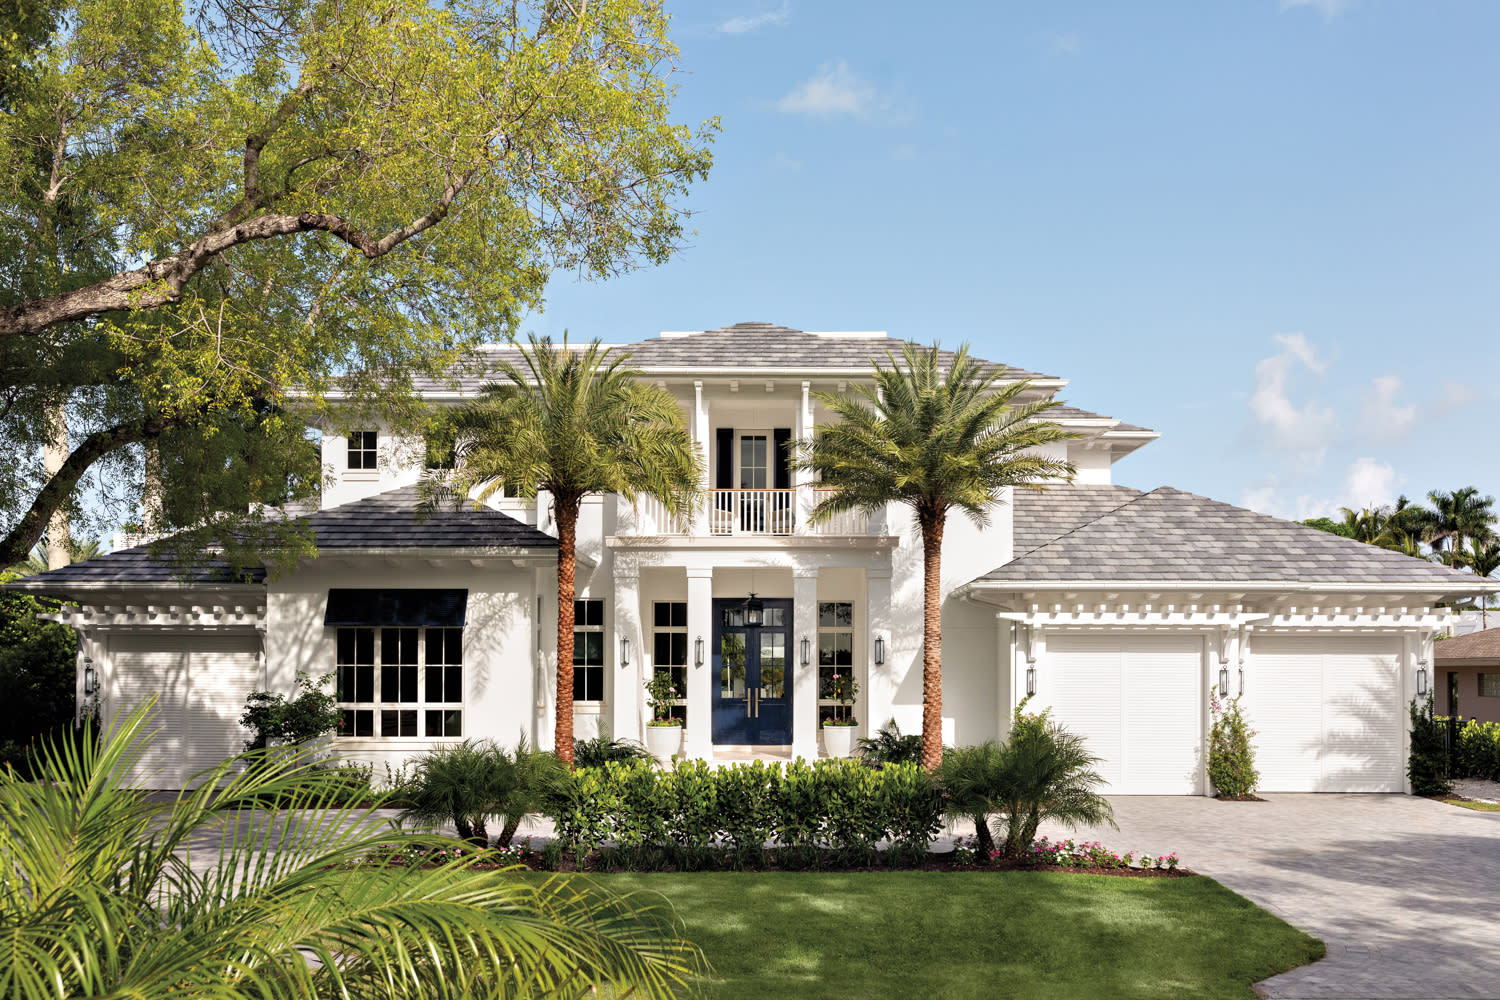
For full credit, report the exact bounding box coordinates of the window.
[1481,674,1500,698]
[348,431,378,470]
[653,601,688,724]
[574,599,604,702]
[817,601,855,723]
[336,626,462,738]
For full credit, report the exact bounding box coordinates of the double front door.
[711,598,793,744]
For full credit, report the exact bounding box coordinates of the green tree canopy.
[0,0,717,569]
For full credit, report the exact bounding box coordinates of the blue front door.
[711,599,793,744]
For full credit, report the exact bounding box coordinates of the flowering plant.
[644,671,682,725]
[1028,837,1180,871]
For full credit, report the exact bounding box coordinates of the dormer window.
[348,431,378,470]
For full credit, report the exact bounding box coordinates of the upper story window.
[348,431,378,470]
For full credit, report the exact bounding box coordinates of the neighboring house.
[11,322,1496,792]
[1434,628,1500,724]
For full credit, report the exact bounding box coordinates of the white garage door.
[107,633,261,788]
[1249,635,1403,793]
[1043,633,1205,794]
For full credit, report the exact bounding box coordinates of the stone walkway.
[1035,794,1500,1000]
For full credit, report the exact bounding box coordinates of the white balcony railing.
[709,489,796,535]
[623,487,873,537]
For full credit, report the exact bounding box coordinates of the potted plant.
[644,670,683,763]
[820,670,860,758]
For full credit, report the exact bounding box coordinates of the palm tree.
[1455,538,1500,628]
[8,535,105,576]
[424,335,701,766]
[801,342,1076,770]
[0,705,704,1000]
[1426,487,1497,562]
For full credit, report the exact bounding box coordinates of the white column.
[692,380,709,536]
[866,567,893,739]
[611,568,644,743]
[795,380,815,532]
[685,567,714,760]
[792,568,820,759]
[534,566,556,751]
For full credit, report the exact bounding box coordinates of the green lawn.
[510,871,1324,1000]
[1443,798,1500,812]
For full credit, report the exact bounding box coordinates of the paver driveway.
[1037,794,1500,1000]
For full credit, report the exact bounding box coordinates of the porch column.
[792,568,820,759]
[691,380,709,535]
[866,567,893,740]
[611,568,644,743]
[685,566,714,759]
[794,380,815,532]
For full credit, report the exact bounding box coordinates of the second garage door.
[1043,633,1205,794]
[1248,635,1403,793]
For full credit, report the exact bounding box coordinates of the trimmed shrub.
[240,671,341,751]
[1408,695,1452,796]
[1207,694,1260,798]
[1454,717,1500,782]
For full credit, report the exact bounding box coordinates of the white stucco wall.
[319,424,424,510]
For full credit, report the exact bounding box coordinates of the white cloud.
[776,61,880,117]
[1052,33,1080,54]
[719,2,789,35]
[769,151,802,171]
[1241,457,1403,522]
[1359,375,1418,442]
[1342,456,1400,509]
[1248,333,1337,457]
[1279,0,1353,19]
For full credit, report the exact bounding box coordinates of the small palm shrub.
[575,733,655,768]
[856,718,923,768]
[400,735,567,846]
[1408,695,1453,796]
[992,704,1115,858]
[938,741,1006,855]
[1207,694,1260,798]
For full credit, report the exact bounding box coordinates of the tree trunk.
[919,511,945,771]
[43,401,70,570]
[554,498,579,766]
[972,814,994,856]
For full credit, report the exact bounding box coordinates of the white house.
[14,322,1494,794]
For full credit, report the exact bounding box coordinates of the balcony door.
[713,427,793,535]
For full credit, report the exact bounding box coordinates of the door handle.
[746,690,754,718]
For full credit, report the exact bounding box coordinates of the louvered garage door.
[1043,633,1205,794]
[107,633,261,788]
[1248,635,1403,792]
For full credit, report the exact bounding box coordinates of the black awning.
[324,589,468,628]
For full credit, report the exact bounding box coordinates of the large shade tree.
[423,336,701,765]
[0,0,717,569]
[801,343,1076,771]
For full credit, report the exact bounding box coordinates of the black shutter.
[716,427,734,489]
[773,428,792,490]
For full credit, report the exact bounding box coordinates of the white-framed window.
[817,601,855,723]
[348,431,378,470]
[335,626,463,738]
[573,599,605,702]
[1480,674,1500,698]
[652,601,688,724]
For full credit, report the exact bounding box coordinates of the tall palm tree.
[801,342,1076,770]
[1455,538,1500,628]
[0,705,704,1000]
[8,535,105,576]
[1426,487,1497,562]
[424,335,701,765]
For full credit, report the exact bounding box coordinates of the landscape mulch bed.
[1214,793,1268,802]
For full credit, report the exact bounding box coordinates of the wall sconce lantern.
[1416,664,1428,697]
[742,592,764,627]
[874,636,885,666]
[1217,666,1229,698]
[619,637,630,668]
[800,635,811,667]
[1026,665,1036,697]
[83,658,97,696]
[694,636,705,668]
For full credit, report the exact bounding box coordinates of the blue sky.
[525,0,1500,522]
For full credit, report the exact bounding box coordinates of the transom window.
[336,626,462,738]
[653,601,688,724]
[348,431,378,470]
[574,600,605,702]
[818,601,855,723]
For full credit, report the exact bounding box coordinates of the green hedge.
[1454,718,1500,782]
[548,758,945,869]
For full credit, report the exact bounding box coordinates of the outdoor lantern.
[619,636,630,668]
[1417,665,1428,697]
[874,636,885,666]
[1026,665,1036,697]
[800,635,811,667]
[695,636,704,668]
[743,592,764,627]
[1218,666,1229,698]
[82,658,97,696]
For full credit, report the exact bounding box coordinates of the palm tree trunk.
[554,499,579,766]
[920,511,945,771]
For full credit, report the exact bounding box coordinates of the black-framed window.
[817,601,855,723]
[1481,674,1500,698]
[348,431,378,470]
[573,599,605,702]
[336,625,462,738]
[653,601,688,724]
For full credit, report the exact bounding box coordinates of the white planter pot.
[644,724,682,763]
[822,723,858,758]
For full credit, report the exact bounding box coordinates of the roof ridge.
[1006,483,1145,561]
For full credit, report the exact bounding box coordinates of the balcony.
[627,487,874,537]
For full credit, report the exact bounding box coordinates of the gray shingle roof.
[983,486,1490,587]
[5,551,265,587]
[1435,627,1500,662]
[1011,484,1143,555]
